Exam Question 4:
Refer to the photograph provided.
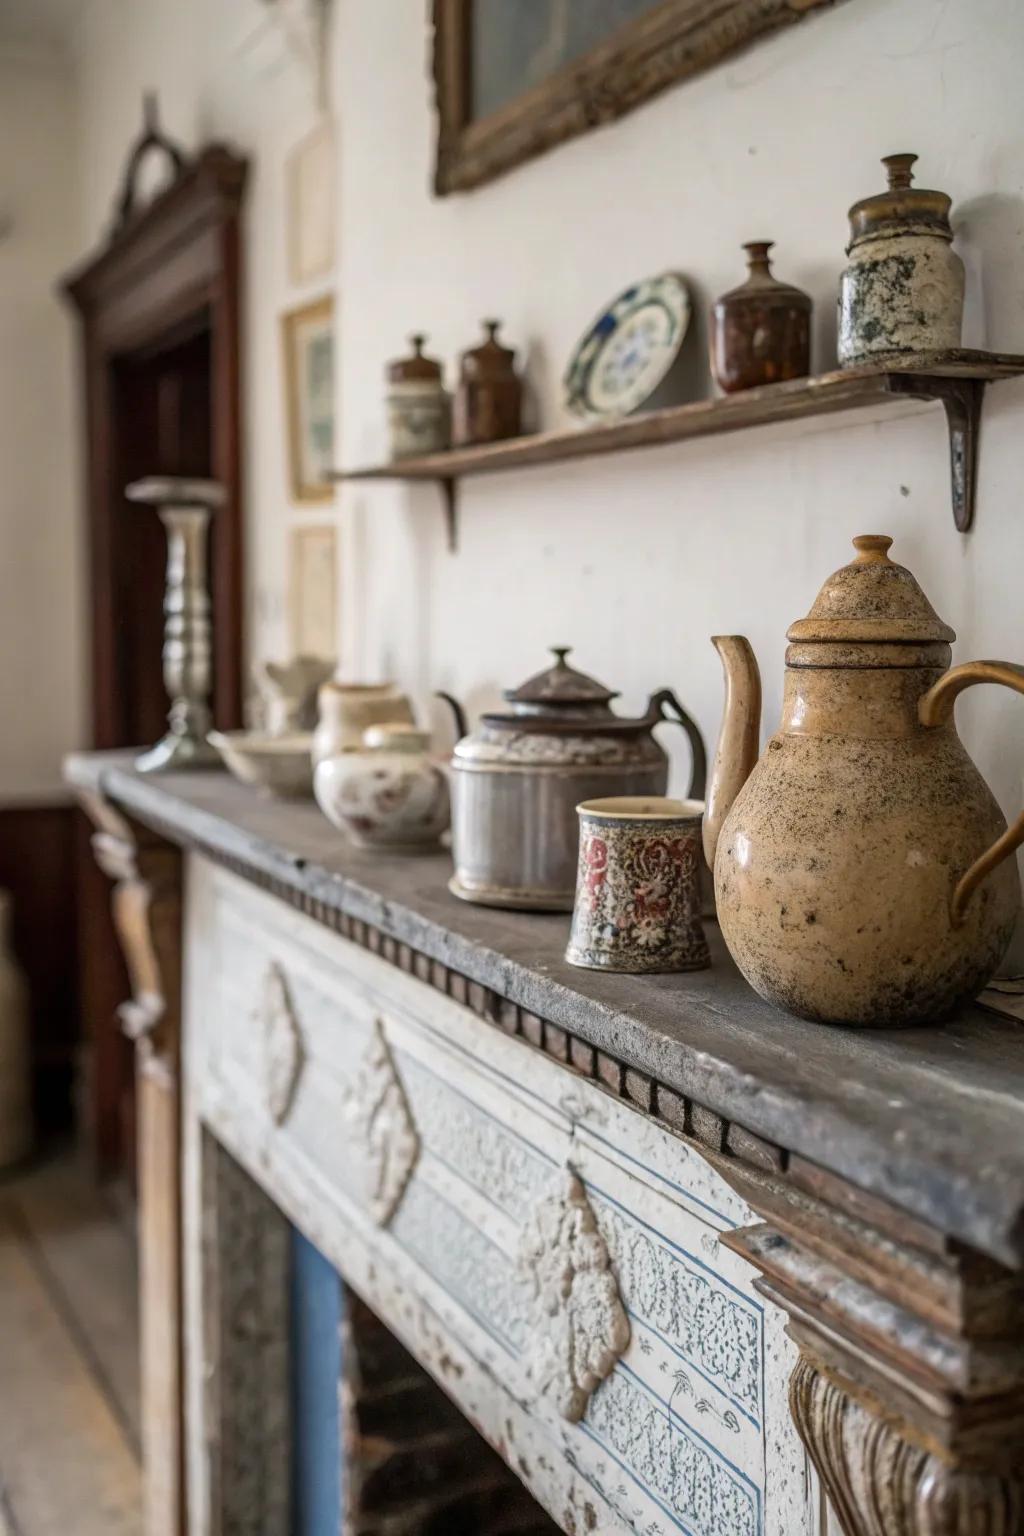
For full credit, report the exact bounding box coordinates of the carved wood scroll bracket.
[720,1157,1024,1536]
[78,788,186,1536]
[84,790,183,1085]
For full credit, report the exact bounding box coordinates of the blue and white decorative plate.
[564,272,691,421]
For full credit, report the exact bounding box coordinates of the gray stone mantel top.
[66,750,1024,1269]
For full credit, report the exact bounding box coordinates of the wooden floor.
[0,1153,142,1535]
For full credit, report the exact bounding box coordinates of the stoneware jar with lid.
[386,334,450,460]
[838,153,964,366]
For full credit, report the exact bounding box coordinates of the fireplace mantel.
[67,750,1024,1536]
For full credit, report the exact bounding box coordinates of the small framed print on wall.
[289,524,338,658]
[282,295,335,503]
[286,118,335,285]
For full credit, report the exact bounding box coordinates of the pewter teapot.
[439,648,706,911]
[703,535,1024,1026]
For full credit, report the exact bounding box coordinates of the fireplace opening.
[340,1289,560,1535]
[207,1139,567,1533]
[285,1222,561,1535]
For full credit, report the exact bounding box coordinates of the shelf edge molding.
[333,350,1024,547]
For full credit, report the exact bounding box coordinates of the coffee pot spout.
[702,636,762,870]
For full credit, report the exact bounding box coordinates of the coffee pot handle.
[919,660,1024,927]
[649,689,707,800]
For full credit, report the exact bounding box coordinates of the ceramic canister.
[566,798,710,974]
[838,153,964,367]
[312,682,416,767]
[387,334,450,460]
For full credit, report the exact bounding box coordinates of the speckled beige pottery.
[703,535,1024,1026]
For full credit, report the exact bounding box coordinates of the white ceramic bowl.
[208,731,315,799]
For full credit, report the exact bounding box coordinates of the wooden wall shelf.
[332,350,1024,550]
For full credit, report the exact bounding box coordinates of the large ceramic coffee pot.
[703,535,1024,1026]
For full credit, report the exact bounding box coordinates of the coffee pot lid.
[504,646,619,708]
[787,535,956,645]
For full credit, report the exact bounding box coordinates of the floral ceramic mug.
[566,798,710,974]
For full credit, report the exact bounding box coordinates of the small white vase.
[0,890,32,1168]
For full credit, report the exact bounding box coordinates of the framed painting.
[282,295,334,503]
[433,0,846,194]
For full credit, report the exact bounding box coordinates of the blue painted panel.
[289,1227,343,1536]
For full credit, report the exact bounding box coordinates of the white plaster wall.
[0,42,82,801]
[332,0,1024,963]
[67,0,1024,960]
[72,0,338,687]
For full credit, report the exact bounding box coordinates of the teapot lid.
[504,646,619,709]
[787,535,955,646]
[388,333,443,384]
[459,319,517,379]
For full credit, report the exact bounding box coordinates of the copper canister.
[452,319,522,446]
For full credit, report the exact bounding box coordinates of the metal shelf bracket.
[440,478,458,551]
[887,375,985,532]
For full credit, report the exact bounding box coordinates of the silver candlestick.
[126,476,226,773]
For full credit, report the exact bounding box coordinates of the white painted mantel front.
[183,856,822,1536]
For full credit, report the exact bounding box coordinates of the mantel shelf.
[332,350,1024,549]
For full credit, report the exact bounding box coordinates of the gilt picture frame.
[282,295,334,504]
[433,0,846,195]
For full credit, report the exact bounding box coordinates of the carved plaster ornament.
[261,962,305,1125]
[340,1019,419,1226]
[519,1167,630,1422]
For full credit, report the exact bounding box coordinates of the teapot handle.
[649,688,707,800]
[919,660,1024,927]
[435,690,468,742]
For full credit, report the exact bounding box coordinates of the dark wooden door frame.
[63,144,248,746]
[63,144,247,1178]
